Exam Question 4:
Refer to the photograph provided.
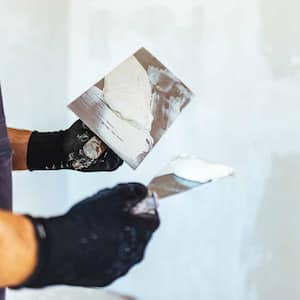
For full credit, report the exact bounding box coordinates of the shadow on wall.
[252,155,300,300]
[261,0,300,77]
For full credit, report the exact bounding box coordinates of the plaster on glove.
[27,120,123,171]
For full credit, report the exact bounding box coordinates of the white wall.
[0,0,70,216]
[1,0,300,299]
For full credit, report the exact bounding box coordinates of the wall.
[0,0,70,216]
[1,0,300,299]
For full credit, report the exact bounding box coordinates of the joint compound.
[156,154,234,183]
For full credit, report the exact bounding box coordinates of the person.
[0,85,160,299]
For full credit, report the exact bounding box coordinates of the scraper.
[68,47,193,169]
[131,155,234,215]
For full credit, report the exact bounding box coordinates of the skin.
[0,128,37,287]
[7,128,31,170]
[0,211,37,287]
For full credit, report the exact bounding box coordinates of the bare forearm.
[7,128,31,170]
[0,211,37,287]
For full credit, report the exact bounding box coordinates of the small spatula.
[131,155,234,215]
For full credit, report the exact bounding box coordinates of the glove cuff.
[27,131,66,171]
[14,214,84,288]
[11,216,51,289]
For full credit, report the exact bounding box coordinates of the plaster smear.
[83,136,104,159]
[164,96,184,128]
[147,65,193,137]
[68,150,94,170]
[157,154,234,184]
[104,56,154,133]
[147,65,193,100]
[67,136,104,170]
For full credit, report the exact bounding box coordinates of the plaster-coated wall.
[1,0,300,299]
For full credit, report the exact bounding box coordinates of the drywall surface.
[66,1,300,300]
[1,0,300,299]
[0,0,70,216]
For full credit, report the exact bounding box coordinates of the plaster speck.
[83,136,104,160]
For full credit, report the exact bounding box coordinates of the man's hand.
[26,120,123,171]
[14,183,159,288]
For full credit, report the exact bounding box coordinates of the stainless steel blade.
[131,155,234,215]
[147,174,200,199]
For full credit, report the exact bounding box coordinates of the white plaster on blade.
[164,96,183,128]
[104,56,154,133]
[157,154,234,183]
[147,64,193,133]
[147,65,193,99]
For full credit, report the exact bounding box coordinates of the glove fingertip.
[114,183,148,200]
[127,182,148,199]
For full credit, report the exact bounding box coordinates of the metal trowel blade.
[131,155,234,215]
[148,155,234,200]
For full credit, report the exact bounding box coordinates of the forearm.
[7,128,31,170]
[0,211,37,287]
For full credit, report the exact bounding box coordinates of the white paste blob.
[156,154,234,183]
[103,56,153,132]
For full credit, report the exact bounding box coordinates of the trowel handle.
[130,192,158,215]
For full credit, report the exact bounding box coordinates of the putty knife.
[131,155,234,215]
[68,48,193,169]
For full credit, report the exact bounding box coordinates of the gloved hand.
[17,183,159,288]
[27,120,123,171]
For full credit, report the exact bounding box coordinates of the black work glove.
[16,183,159,288]
[27,120,123,171]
